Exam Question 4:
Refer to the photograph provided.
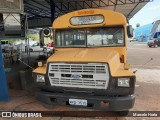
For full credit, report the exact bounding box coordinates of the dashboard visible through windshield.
[56,26,124,47]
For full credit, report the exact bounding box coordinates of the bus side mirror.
[39,28,52,48]
[43,28,51,37]
[127,25,133,38]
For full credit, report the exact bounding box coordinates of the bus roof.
[53,9,127,29]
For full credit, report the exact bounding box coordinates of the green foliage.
[27,33,39,42]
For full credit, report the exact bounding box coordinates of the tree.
[136,23,140,28]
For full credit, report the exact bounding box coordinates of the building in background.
[150,17,160,39]
[134,23,153,42]
[134,16,160,42]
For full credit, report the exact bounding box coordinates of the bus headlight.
[118,78,130,87]
[37,75,45,82]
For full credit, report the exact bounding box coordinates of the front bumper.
[34,76,136,96]
[36,91,135,111]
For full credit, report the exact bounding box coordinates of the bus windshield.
[56,26,124,47]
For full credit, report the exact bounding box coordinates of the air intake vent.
[48,63,109,89]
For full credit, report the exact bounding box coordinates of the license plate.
[69,99,87,106]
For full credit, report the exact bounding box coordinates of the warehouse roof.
[24,0,153,19]
[23,0,153,28]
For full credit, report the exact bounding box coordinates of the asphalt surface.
[127,42,160,69]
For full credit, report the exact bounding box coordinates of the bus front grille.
[48,63,110,89]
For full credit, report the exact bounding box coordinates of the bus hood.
[47,48,122,75]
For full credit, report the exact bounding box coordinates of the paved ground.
[1,42,160,120]
[127,42,160,83]
[127,42,160,69]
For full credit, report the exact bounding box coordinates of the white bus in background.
[14,40,42,52]
[29,42,43,52]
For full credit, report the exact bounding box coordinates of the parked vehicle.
[14,40,39,52]
[33,9,135,115]
[148,38,160,47]
[128,37,136,42]
[43,46,53,56]
[29,42,43,52]
[47,42,54,47]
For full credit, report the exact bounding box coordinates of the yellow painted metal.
[33,64,46,74]
[124,63,131,70]
[33,9,134,77]
[53,9,126,29]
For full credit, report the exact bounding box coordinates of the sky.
[129,0,160,28]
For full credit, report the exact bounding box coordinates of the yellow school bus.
[33,9,135,113]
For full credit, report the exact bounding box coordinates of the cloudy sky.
[129,0,160,28]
